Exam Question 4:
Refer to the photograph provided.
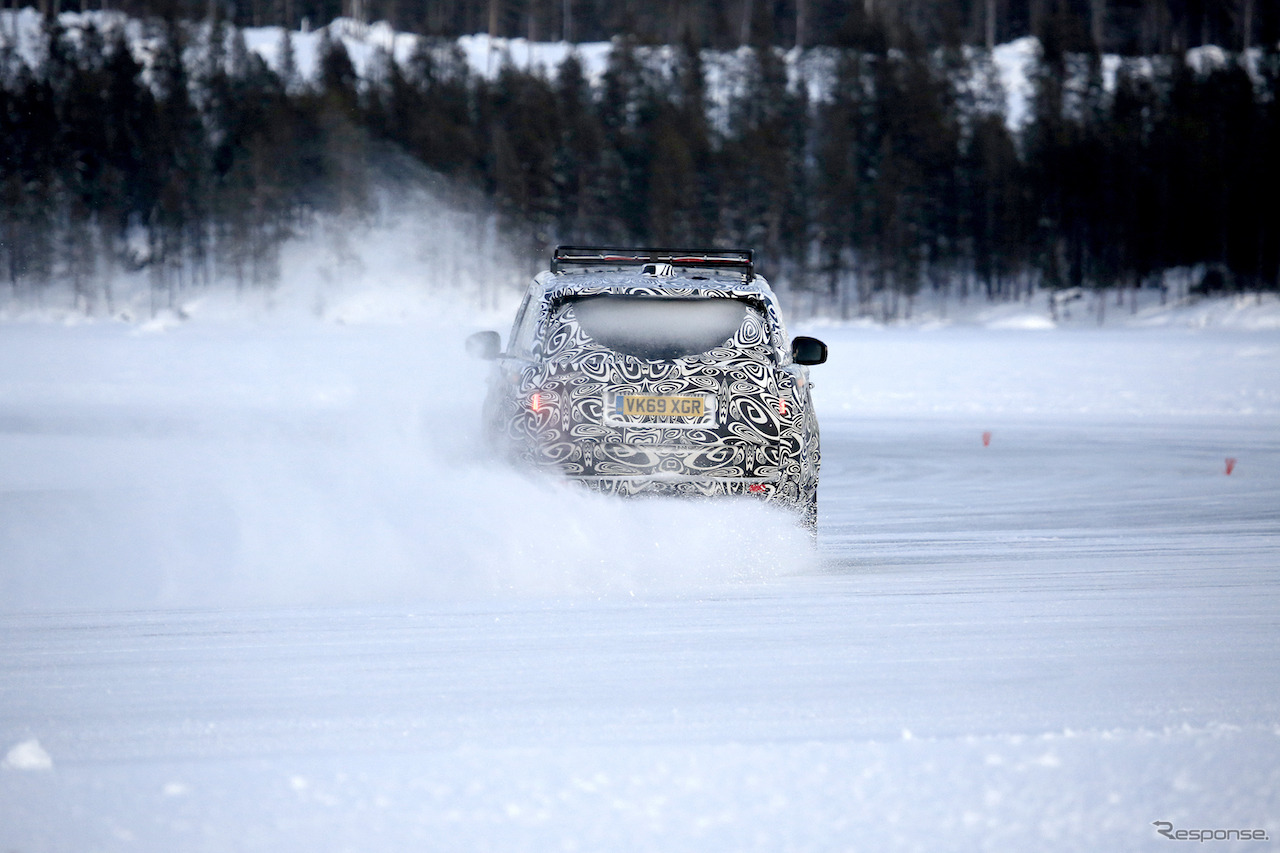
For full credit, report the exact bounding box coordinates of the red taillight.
[530,392,543,412]
[778,397,789,416]
[748,484,767,494]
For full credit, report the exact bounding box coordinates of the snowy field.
[2,295,1279,850]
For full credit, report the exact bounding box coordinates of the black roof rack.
[551,246,754,279]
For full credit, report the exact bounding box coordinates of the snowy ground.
[2,298,1279,850]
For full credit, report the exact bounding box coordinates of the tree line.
[1,10,1277,317]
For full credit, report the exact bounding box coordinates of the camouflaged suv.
[467,247,828,529]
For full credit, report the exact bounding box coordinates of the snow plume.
[0,129,805,609]
[220,159,531,325]
[0,149,529,326]
[0,309,810,612]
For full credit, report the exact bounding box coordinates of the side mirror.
[791,335,828,366]
[466,330,501,360]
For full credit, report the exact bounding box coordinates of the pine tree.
[147,18,211,307]
[398,41,478,177]
[1257,47,1280,289]
[870,39,961,313]
[0,62,59,295]
[645,37,712,245]
[596,36,647,241]
[718,44,803,267]
[552,51,607,241]
[961,114,1028,302]
[483,63,561,253]
[313,27,371,216]
[814,49,874,316]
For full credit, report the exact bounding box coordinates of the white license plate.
[610,394,712,424]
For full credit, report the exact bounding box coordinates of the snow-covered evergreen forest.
[1,3,1277,319]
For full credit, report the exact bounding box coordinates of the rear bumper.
[563,475,816,530]
[521,441,783,480]
[567,473,814,512]
[566,475,776,496]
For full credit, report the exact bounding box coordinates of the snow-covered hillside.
[4,7,1260,136]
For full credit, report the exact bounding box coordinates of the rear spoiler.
[551,246,754,279]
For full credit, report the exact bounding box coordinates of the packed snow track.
[2,316,1278,851]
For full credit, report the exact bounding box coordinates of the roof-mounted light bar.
[551,246,754,279]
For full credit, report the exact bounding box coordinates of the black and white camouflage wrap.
[481,272,821,528]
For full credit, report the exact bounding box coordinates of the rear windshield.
[561,295,757,360]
